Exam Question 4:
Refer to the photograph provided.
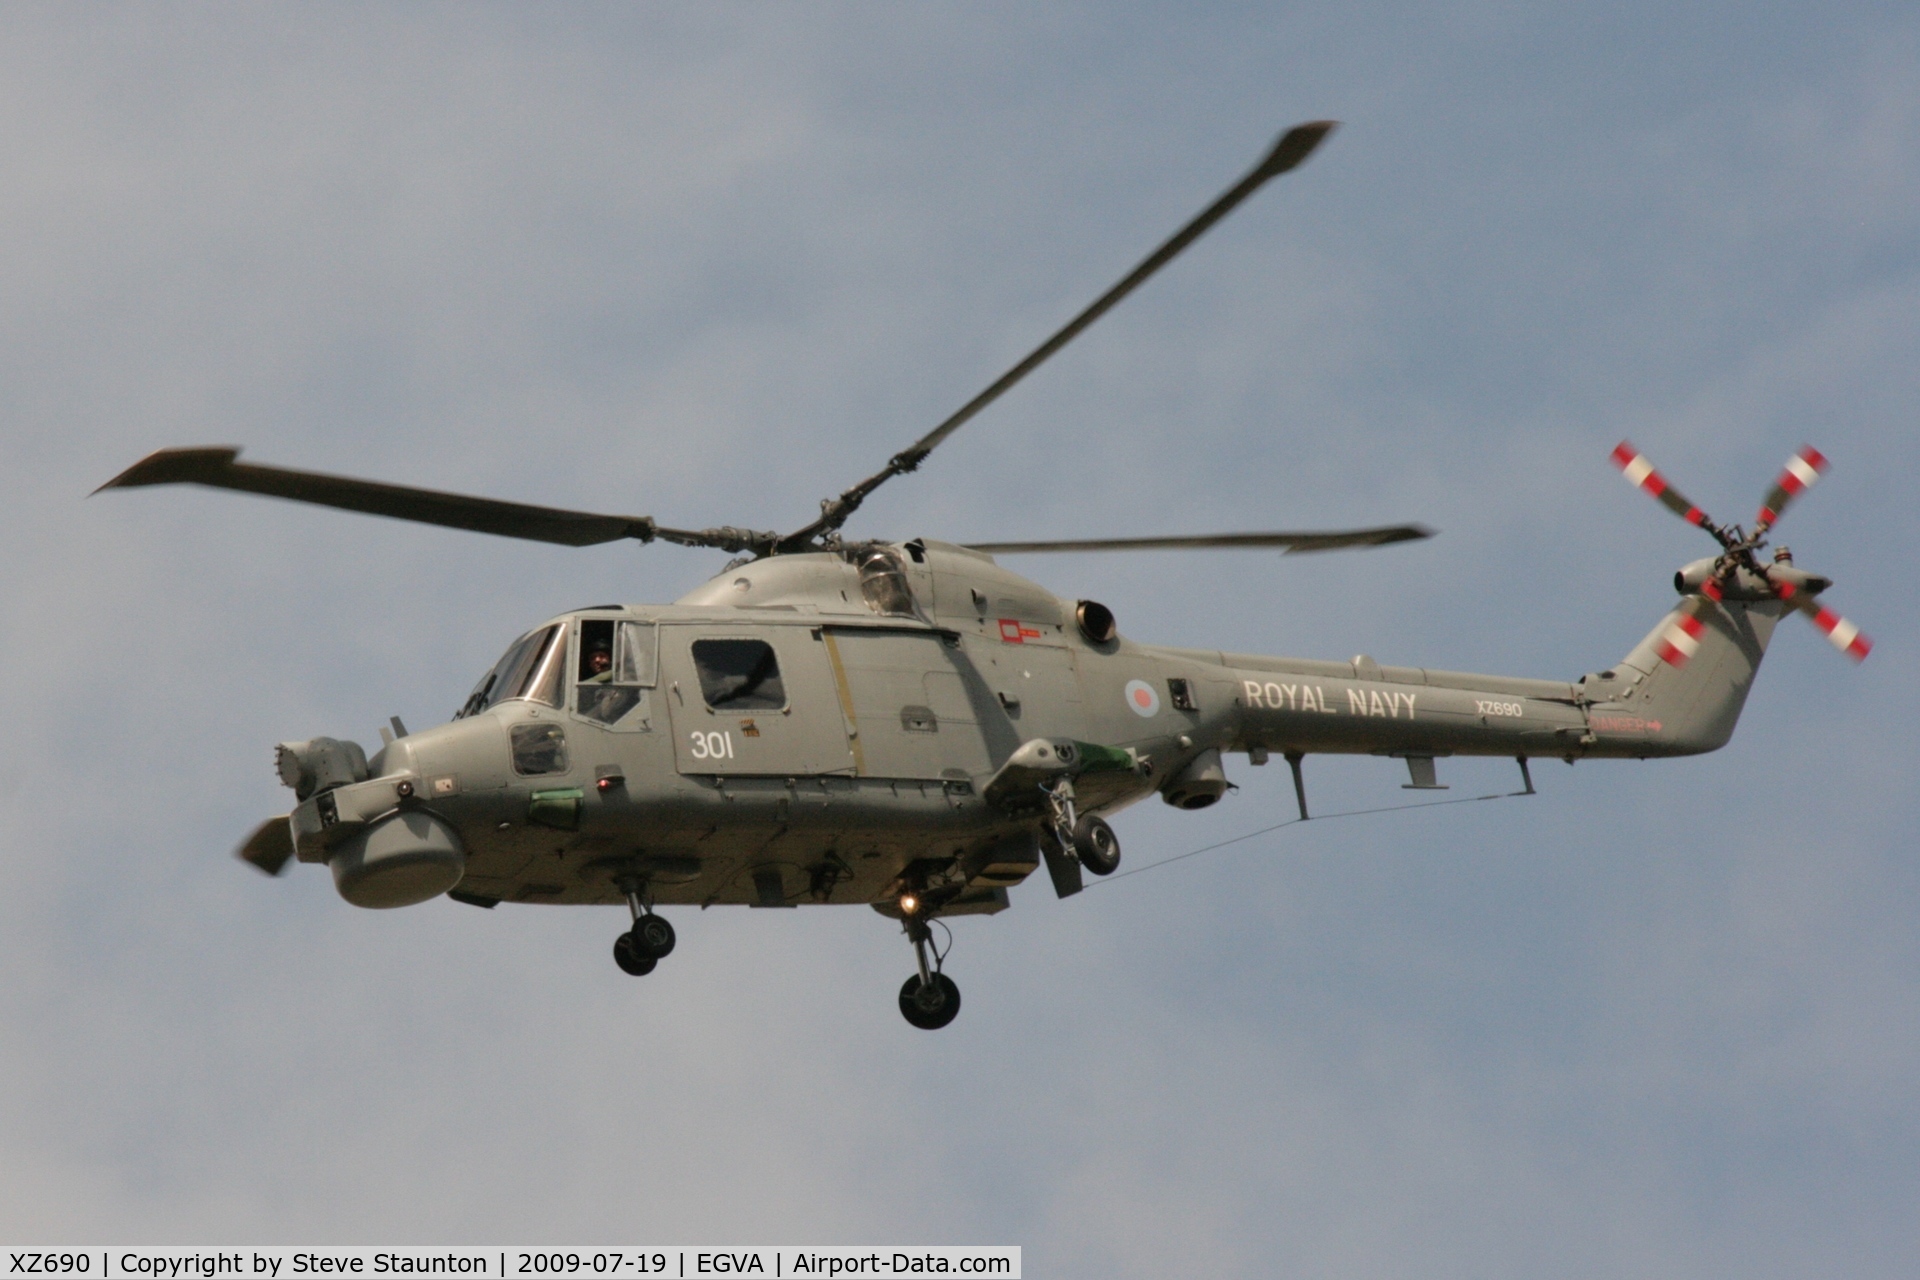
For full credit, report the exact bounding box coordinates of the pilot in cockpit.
[582,639,614,683]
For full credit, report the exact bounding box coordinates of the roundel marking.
[1124,678,1161,718]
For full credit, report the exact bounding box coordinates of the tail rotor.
[1755,445,1828,532]
[1611,440,1871,665]
[1609,442,1729,542]
[1762,555,1872,661]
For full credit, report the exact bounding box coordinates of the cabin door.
[659,624,856,777]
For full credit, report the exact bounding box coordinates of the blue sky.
[2,6,1916,1276]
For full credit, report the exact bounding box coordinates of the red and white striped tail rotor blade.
[1611,441,1714,530]
[1755,445,1828,529]
[1790,594,1871,662]
[1653,595,1713,668]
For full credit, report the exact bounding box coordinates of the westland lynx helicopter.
[100,122,1870,1029]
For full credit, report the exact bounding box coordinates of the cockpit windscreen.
[457,624,565,718]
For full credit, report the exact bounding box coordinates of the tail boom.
[1161,597,1781,766]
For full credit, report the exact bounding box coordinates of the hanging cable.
[1084,784,1535,888]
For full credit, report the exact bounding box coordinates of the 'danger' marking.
[1591,713,1662,733]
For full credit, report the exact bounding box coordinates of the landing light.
[899,893,919,916]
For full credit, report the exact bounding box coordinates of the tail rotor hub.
[1612,441,1870,662]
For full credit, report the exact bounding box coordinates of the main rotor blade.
[782,121,1339,551]
[1755,444,1828,531]
[965,524,1431,555]
[96,447,772,552]
[1610,441,1732,548]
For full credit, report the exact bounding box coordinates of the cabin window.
[857,548,915,617]
[575,618,657,725]
[691,638,787,711]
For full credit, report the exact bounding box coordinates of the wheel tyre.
[1072,814,1122,876]
[898,973,962,1030]
[613,932,657,976]
[632,913,676,959]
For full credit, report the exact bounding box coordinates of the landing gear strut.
[897,913,961,1030]
[612,881,676,977]
[1044,776,1122,876]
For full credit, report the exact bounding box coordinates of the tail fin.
[1607,596,1787,755]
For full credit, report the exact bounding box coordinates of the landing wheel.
[613,932,657,976]
[1073,814,1121,876]
[630,913,676,959]
[898,972,962,1030]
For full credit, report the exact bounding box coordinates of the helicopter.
[98,121,1870,1029]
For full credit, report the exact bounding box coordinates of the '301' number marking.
[688,730,735,760]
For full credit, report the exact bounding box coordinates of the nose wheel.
[897,914,961,1029]
[899,972,961,1029]
[613,931,657,976]
[612,882,676,977]
[631,912,676,958]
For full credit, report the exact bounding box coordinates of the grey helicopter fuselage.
[104,120,1864,1028]
[275,537,1782,919]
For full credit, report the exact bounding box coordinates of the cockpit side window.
[616,620,657,686]
[692,638,786,711]
[579,619,616,682]
[575,618,654,726]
